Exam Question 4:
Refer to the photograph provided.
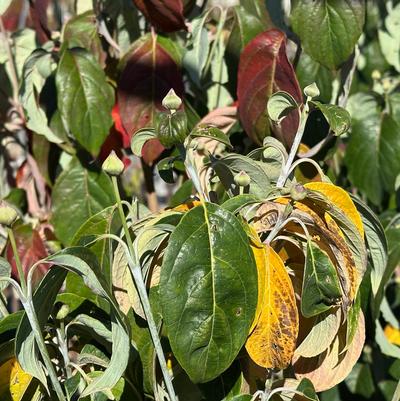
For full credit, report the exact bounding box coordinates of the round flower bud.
[290,184,307,201]
[162,89,182,113]
[0,201,18,227]
[102,151,124,176]
[371,70,381,81]
[304,82,320,99]
[234,171,251,187]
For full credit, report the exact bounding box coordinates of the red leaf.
[1,0,24,31]
[237,29,302,148]
[6,225,50,288]
[111,103,130,148]
[117,34,184,164]
[29,0,51,43]
[132,0,186,32]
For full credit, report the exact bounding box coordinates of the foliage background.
[0,0,399,400]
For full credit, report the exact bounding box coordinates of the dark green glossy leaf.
[301,240,342,318]
[190,125,232,148]
[345,93,400,205]
[0,311,23,336]
[310,101,351,136]
[52,158,115,245]
[290,0,365,70]
[169,179,193,207]
[160,202,257,383]
[296,51,334,103]
[221,194,260,214]
[56,48,114,155]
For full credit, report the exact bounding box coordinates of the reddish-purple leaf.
[117,34,184,164]
[6,225,50,288]
[132,0,186,33]
[237,29,302,148]
[29,0,51,43]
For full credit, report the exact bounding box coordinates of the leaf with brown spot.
[294,311,365,392]
[248,228,266,334]
[0,358,33,401]
[304,182,364,239]
[245,245,298,369]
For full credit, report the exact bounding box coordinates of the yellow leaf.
[245,245,299,369]
[0,358,32,401]
[248,228,266,334]
[171,200,201,212]
[384,324,400,346]
[304,182,364,239]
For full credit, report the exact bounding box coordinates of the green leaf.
[62,11,104,63]
[16,266,67,388]
[351,196,387,313]
[267,91,298,123]
[182,12,210,86]
[310,101,351,136]
[294,309,340,358]
[52,158,115,245]
[0,29,36,78]
[130,128,157,157]
[290,0,365,70]
[68,314,112,343]
[378,3,400,72]
[72,205,121,282]
[190,125,232,148]
[221,194,260,214]
[56,48,114,155]
[345,93,400,205]
[211,154,274,198]
[0,256,11,292]
[20,49,61,143]
[160,202,257,383]
[45,248,130,397]
[296,50,334,104]
[130,287,162,394]
[301,240,342,318]
[157,157,176,184]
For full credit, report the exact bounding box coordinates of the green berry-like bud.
[102,151,124,176]
[290,184,307,201]
[56,304,70,320]
[162,89,182,113]
[234,171,251,187]
[0,201,18,227]
[304,82,320,99]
